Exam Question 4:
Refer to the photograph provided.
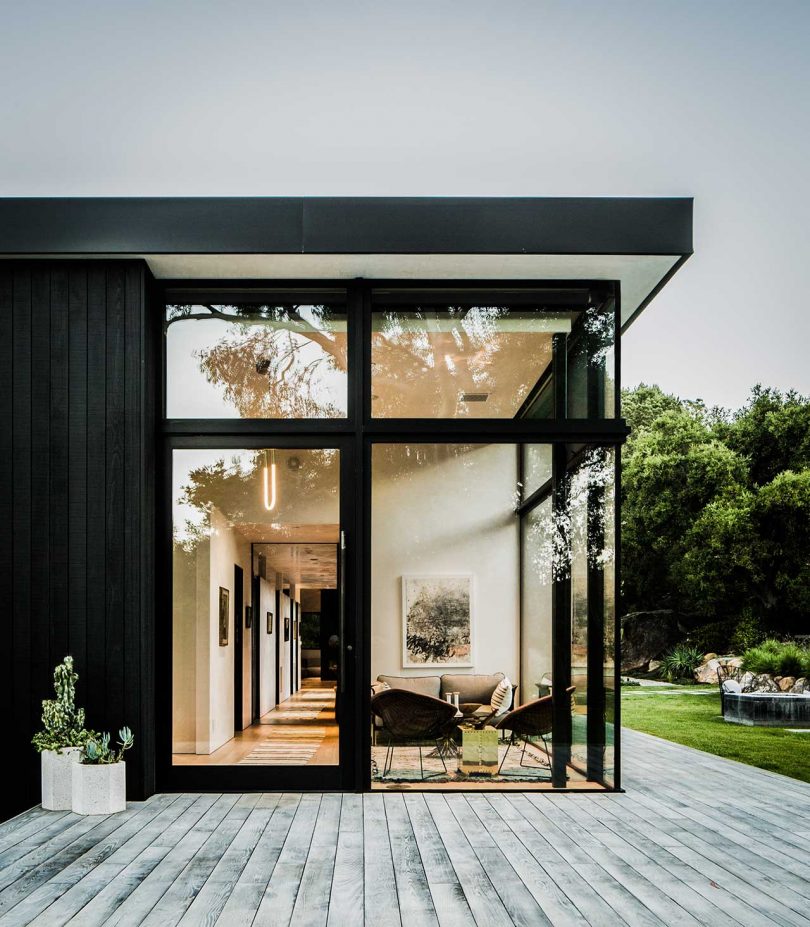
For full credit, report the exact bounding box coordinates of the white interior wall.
[278,591,292,702]
[171,506,252,755]
[207,507,252,749]
[258,575,277,716]
[172,544,201,753]
[371,444,520,684]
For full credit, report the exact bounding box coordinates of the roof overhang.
[0,196,692,330]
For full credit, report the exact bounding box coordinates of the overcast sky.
[1,0,807,411]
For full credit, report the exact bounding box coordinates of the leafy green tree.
[753,469,810,630]
[621,383,810,641]
[721,386,810,486]
[622,405,747,613]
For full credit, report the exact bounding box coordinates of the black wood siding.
[0,261,157,821]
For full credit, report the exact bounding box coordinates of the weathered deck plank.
[0,730,807,926]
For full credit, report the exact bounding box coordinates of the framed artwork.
[266,611,274,634]
[218,587,229,646]
[402,574,473,668]
[245,605,253,629]
[284,614,290,641]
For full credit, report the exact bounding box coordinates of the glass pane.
[565,297,616,419]
[522,444,552,498]
[166,295,347,418]
[567,445,616,786]
[371,291,580,418]
[171,447,340,766]
[521,498,553,707]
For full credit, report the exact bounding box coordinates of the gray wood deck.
[1,729,808,926]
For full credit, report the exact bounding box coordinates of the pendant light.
[263,449,277,511]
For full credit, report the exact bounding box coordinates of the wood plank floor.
[1,728,808,926]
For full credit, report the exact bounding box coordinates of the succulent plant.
[82,727,134,765]
[32,657,95,753]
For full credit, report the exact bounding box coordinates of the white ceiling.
[144,252,679,328]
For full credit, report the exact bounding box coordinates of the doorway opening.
[171,447,342,770]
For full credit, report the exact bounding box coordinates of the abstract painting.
[402,574,473,667]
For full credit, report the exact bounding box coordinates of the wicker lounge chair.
[370,689,459,780]
[494,686,576,776]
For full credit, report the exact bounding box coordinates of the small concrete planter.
[71,761,127,815]
[41,747,83,811]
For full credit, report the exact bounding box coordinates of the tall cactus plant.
[32,656,94,753]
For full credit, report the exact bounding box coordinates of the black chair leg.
[498,736,514,774]
[419,746,424,780]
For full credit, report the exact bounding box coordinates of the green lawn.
[621,687,810,783]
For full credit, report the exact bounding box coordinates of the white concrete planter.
[71,761,127,815]
[41,747,82,811]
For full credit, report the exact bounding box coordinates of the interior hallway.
[173,679,338,766]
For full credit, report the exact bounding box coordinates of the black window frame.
[158,278,626,794]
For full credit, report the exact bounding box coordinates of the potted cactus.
[72,727,134,815]
[32,657,94,811]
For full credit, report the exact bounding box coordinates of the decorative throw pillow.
[490,677,512,716]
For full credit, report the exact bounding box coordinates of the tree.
[622,405,747,613]
[621,383,810,641]
[720,386,810,487]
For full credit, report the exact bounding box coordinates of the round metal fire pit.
[723,692,810,727]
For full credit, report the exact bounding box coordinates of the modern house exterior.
[0,197,692,820]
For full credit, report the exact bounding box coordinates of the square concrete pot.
[41,747,83,811]
[71,761,127,815]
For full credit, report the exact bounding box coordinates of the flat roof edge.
[0,196,693,258]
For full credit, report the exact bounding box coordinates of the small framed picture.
[245,605,252,629]
[266,611,274,634]
[218,587,229,646]
[284,615,290,641]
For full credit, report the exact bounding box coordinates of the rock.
[727,657,744,668]
[703,653,718,662]
[791,677,808,693]
[774,676,783,683]
[753,674,778,692]
[647,660,662,674]
[620,611,686,674]
[778,677,796,692]
[740,671,756,692]
[694,659,722,684]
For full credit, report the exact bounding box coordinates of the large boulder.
[694,659,722,684]
[791,677,809,693]
[779,676,797,691]
[621,611,685,674]
[740,671,756,692]
[753,674,779,692]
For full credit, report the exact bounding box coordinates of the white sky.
[2,0,808,410]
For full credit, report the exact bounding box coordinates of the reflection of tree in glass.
[524,447,615,585]
[166,304,347,418]
[406,584,471,664]
[373,306,552,417]
[173,449,339,549]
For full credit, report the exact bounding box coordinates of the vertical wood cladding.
[0,261,157,821]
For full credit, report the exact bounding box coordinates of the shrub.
[659,644,704,682]
[741,639,810,677]
[687,620,735,655]
[729,613,766,653]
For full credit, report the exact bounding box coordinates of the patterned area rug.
[371,741,553,782]
[260,689,335,722]
[261,710,325,722]
[238,728,327,765]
